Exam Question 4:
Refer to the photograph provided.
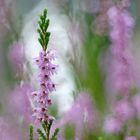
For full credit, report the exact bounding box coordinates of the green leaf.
[47,119,54,138]
[40,15,45,23]
[41,122,47,132]
[40,32,44,41]
[38,20,44,32]
[51,128,59,140]
[38,38,44,47]
[44,19,50,31]
[45,37,49,48]
[37,128,47,140]
[37,29,41,34]
[43,9,48,19]
[46,32,50,38]
[29,124,34,140]
[64,124,75,140]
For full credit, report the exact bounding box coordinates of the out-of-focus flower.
[108,3,134,95]
[104,1,136,135]
[8,41,25,75]
[114,99,135,122]
[95,0,113,35]
[103,116,122,134]
[125,136,137,140]
[0,117,21,140]
[51,93,97,139]
[9,82,32,123]
[32,49,57,122]
[64,93,96,130]
[103,99,135,134]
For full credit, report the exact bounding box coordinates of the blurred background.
[0,0,140,139]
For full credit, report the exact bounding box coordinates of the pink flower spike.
[107,4,134,95]
[31,49,57,122]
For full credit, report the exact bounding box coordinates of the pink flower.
[0,117,21,140]
[9,83,32,123]
[114,99,134,122]
[8,41,25,74]
[51,93,97,139]
[31,49,57,122]
[104,3,136,135]
[64,93,96,131]
[103,116,122,133]
[108,5,134,95]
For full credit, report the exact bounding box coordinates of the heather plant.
[103,1,139,139]
[29,9,59,140]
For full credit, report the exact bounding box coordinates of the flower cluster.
[104,1,136,135]
[50,93,97,140]
[32,49,57,122]
[104,99,135,133]
[8,41,25,74]
[108,3,134,95]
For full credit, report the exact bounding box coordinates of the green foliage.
[37,128,47,140]
[48,119,53,137]
[98,136,103,140]
[51,128,59,140]
[78,33,109,112]
[29,117,59,140]
[48,104,58,119]
[64,124,75,140]
[38,137,44,140]
[37,8,50,51]
[41,120,54,139]
[29,124,34,140]
[41,122,47,132]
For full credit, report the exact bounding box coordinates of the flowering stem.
[29,8,59,140]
